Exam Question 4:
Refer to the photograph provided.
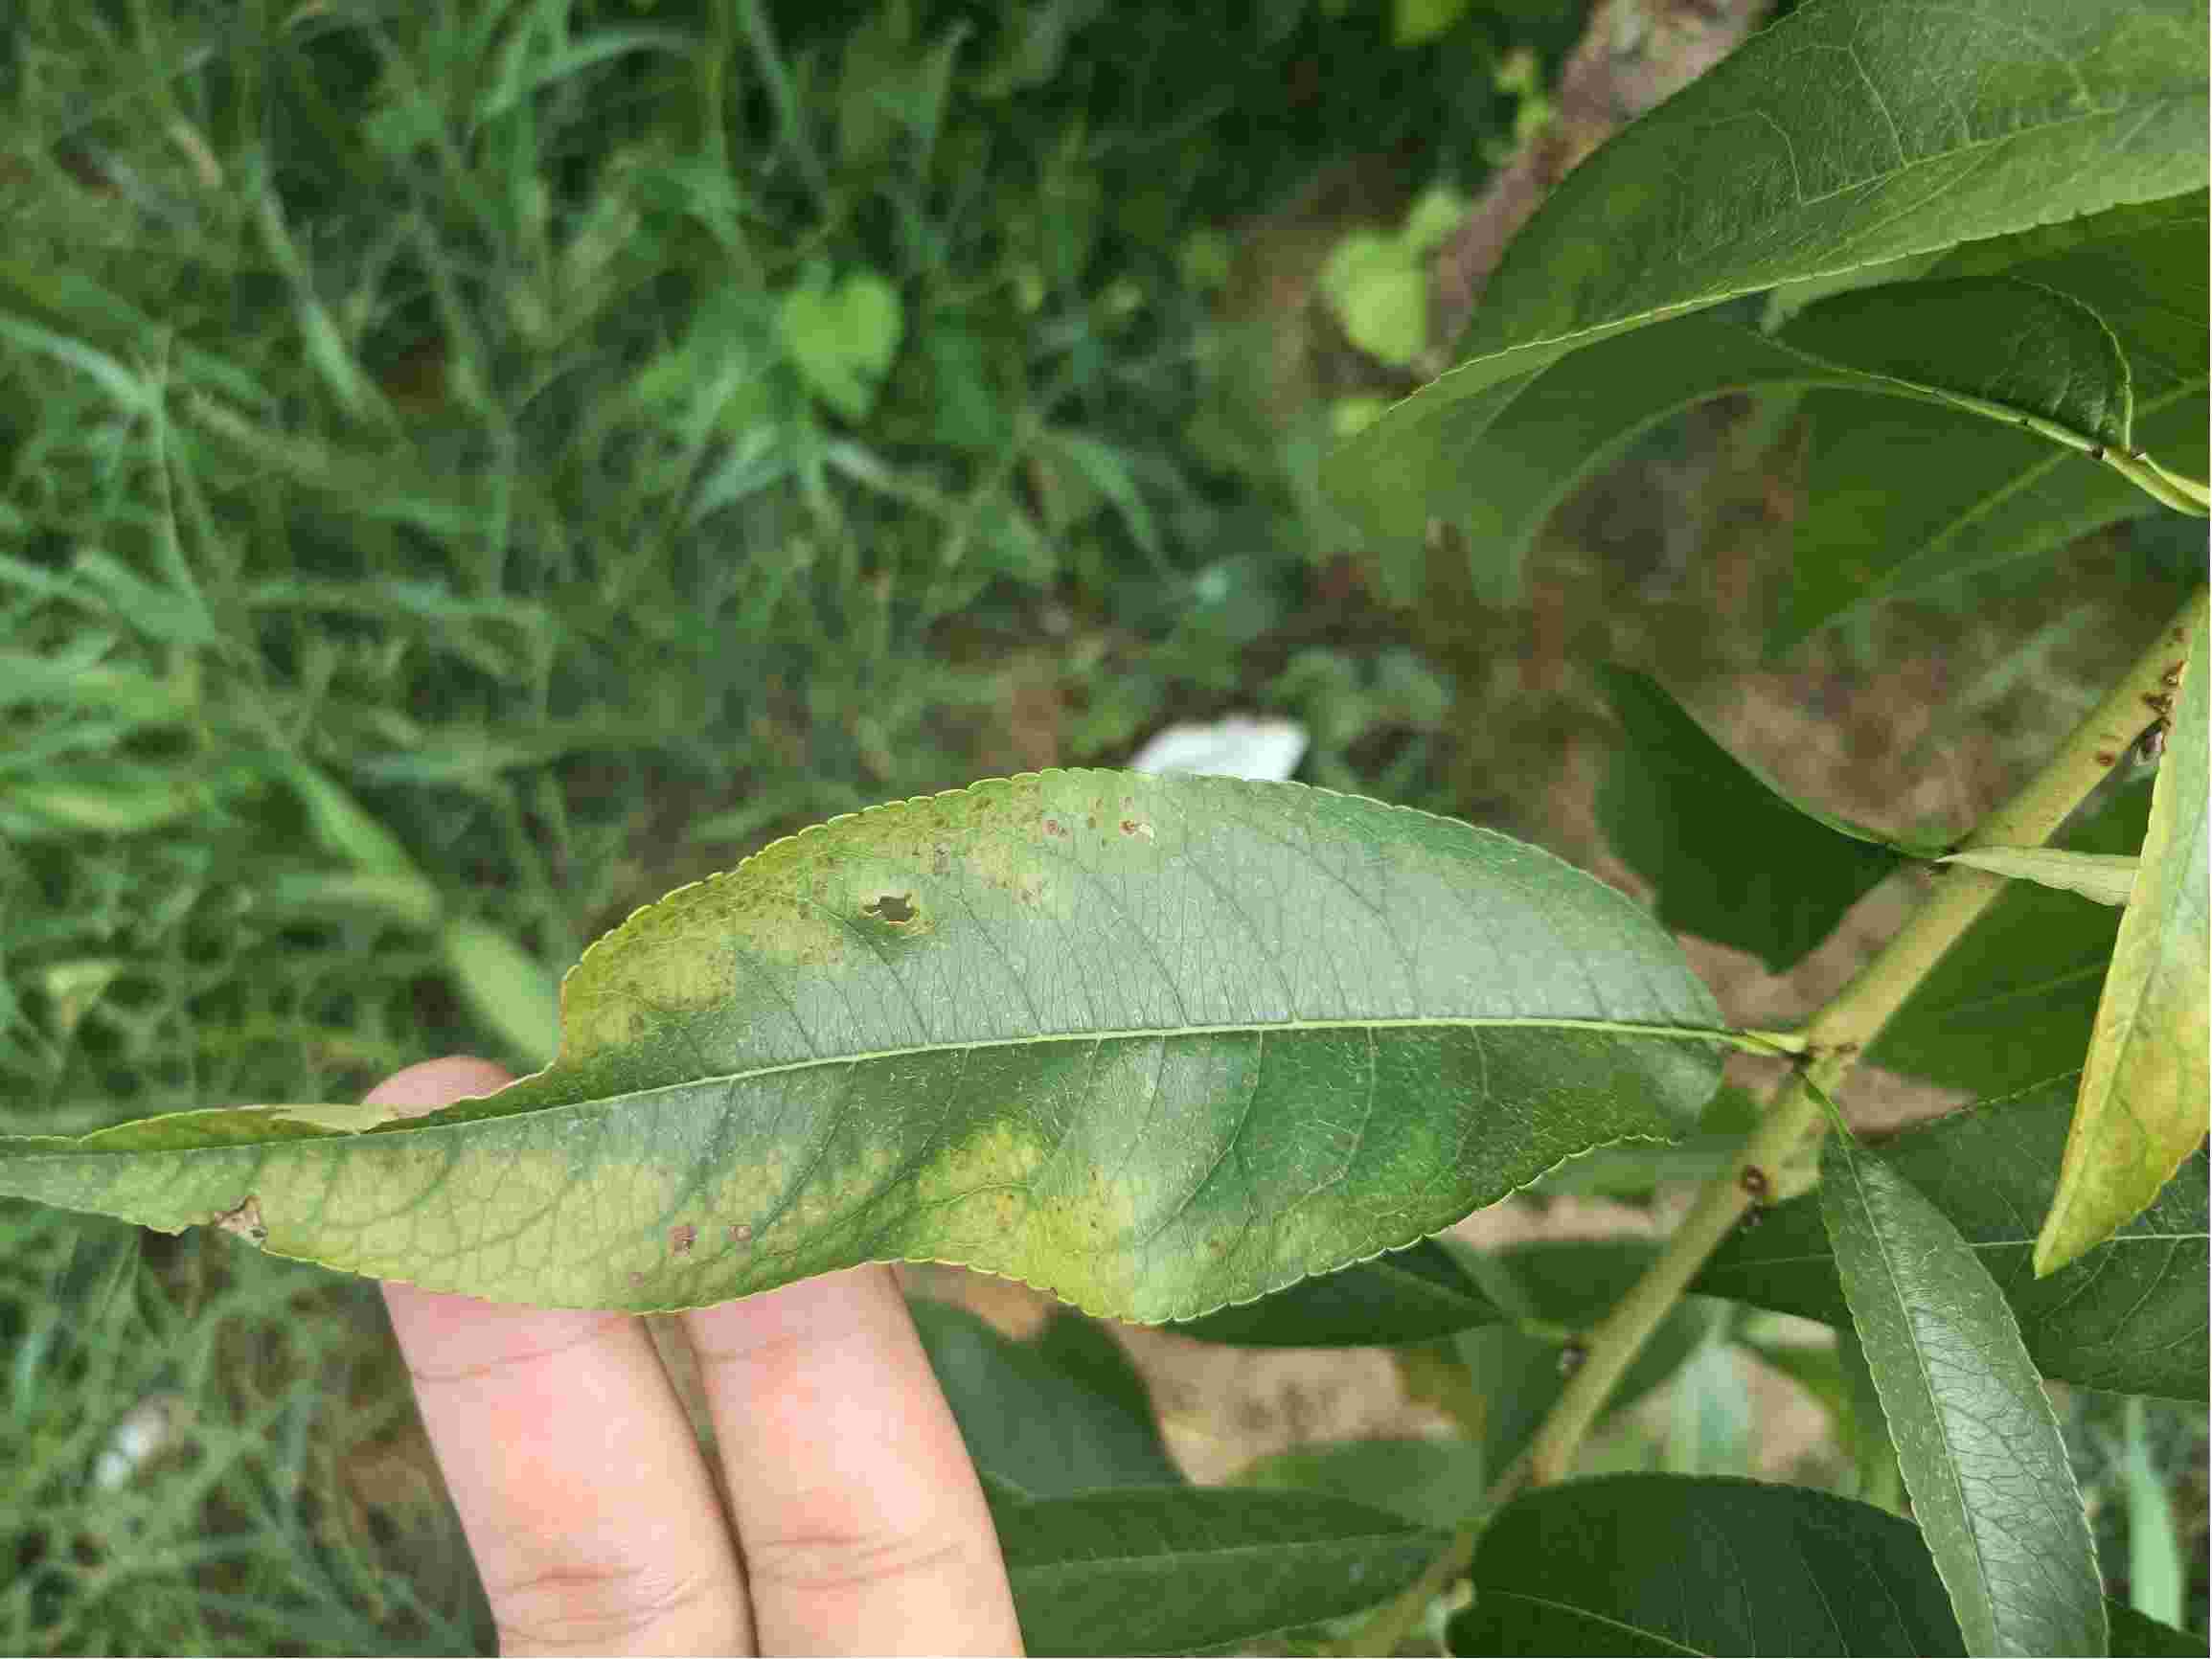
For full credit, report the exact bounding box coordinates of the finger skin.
[684,1267,1025,1656]
[374,1057,755,1656]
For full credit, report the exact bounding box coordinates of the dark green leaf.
[982,1478,1440,1656]
[1174,1238,1509,1347]
[1698,1078,2208,1399]
[908,1300,1179,1496]
[1450,1474,1967,1655]
[0,771,1728,1320]
[2040,610,2210,1274]
[1781,276,2132,448]
[1774,192,2207,646]
[1326,0,2209,567]
[1598,666,1912,971]
[1873,780,2150,1095]
[2106,1602,2205,1658]
[1238,1437,1488,1530]
[1333,316,1868,602]
[1820,1138,2104,1656]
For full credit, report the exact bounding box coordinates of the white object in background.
[94,1393,189,1490]
[1129,716,1308,783]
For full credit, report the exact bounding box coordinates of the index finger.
[374,1057,754,1656]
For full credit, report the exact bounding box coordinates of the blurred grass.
[0,0,1571,1647]
[1,0,2201,1650]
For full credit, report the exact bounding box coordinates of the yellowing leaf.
[1939,848,2138,906]
[0,772,1729,1319]
[2038,610,2211,1275]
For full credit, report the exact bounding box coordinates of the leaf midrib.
[27,1014,1744,1160]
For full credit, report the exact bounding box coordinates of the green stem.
[1518,582,2207,1488]
[2107,449,2212,516]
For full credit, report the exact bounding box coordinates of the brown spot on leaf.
[671,1223,696,1255]
[1042,817,1065,838]
[212,1195,266,1246]
[2095,751,2118,766]
[1738,1165,1770,1202]
[1120,818,1154,840]
[863,893,916,923]
[730,1223,755,1245]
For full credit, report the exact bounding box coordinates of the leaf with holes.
[0,771,1729,1319]
[1698,1077,2207,1399]
[1821,1137,2104,1656]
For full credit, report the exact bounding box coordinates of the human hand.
[369,1057,1024,1656]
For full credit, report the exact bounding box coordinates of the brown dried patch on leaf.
[212,1194,267,1245]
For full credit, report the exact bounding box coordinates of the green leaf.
[1598,666,1911,971]
[1775,192,2208,646]
[777,267,904,421]
[983,1478,1441,1656]
[1336,315,1869,602]
[1781,276,2133,450]
[1873,779,2151,1095]
[1819,1139,2104,1657]
[2040,612,2211,1274]
[1324,0,2209,565]
[1529,1084,1762,1200]
[1174,1239,1510,1347]
[1449,1474,1969,1656]
[1237,1436,1488,1530]
[2121,1397,2186,1629]
[1697,1078,2207,1399]
[907,1300,1179,1496]
[0,771,1728,1318]
[2106,1602,2204,1658]
[1939,848,2138,906]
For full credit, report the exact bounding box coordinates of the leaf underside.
[0,771,1726,1321]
